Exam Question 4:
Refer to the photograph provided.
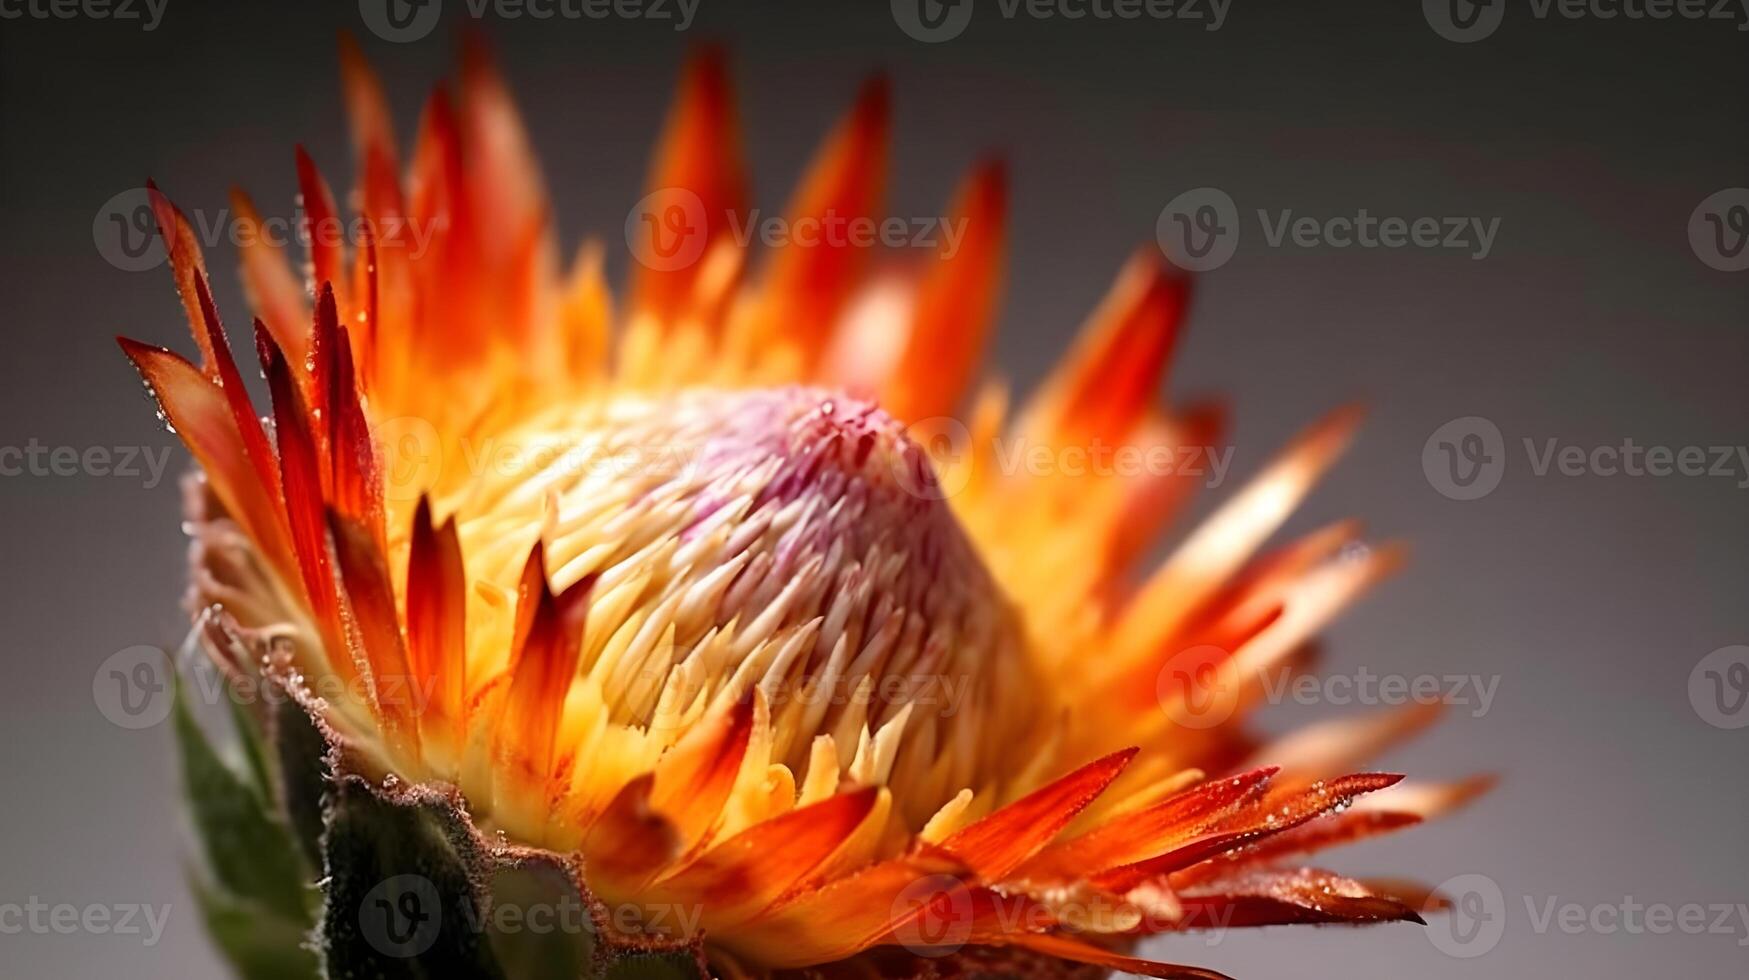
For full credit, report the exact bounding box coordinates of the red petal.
[145,183,217,372]
[339,31,399,169]
[186,275,293,581]
[117,338,287,582]
[324,313,383,549]
[499,544,594,789]
[1176,867,1426,929]
[1004,932,1233,980]
[649,691,758,856]
[1016,767,1277,882]
[631,45,747,325]
[941,746,1135,884]
[229,187,310,365]
[258,325,349,680]
[880,159,1007,420]
[1093,773,1410,893]
[406,497,467,751]
[658,787,881,922]
[1180,810,1424,885]
[295,146,347,313]
[458,31,548,267]
[755,75,890,369]
[1020,249,1189,443]
[583,774,682,885]
[327,507,419,753]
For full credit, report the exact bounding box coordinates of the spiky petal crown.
[121,34,1485,980]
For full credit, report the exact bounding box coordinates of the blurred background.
[1,0,1745,977]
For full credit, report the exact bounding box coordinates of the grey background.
[1,0,1745,977]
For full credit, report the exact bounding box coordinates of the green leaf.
[317,775,505,980]
[485,862,597,980]
[271,693,330,873]
[172,666,314,923]
[227,690,276,804]
[193,875,320,980]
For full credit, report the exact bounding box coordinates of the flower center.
[449,386,1048,825]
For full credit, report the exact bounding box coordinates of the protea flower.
[120,35,1484,980]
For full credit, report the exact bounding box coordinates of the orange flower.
[122,35,1484,980]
